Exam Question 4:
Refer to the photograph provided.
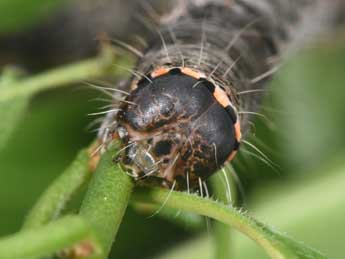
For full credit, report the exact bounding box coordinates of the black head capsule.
[115,67,240,189]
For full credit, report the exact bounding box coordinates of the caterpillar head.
[115,67,241,189]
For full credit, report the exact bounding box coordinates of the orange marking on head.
[234,121,241,141]
[214,86,231,107]
[227,150,238,162]
[181,67,202,79]
[151,67,169,78]
[227,122,241,162]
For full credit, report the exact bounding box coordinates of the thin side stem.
[0,215,101,259]
[79,150,134,258]
[212,221,232,259]
[210,169,236,259]
[0,48,124,103]
[23,149,91,229]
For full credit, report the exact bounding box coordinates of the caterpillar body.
[98,0,343,190]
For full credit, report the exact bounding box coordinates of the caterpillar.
[96,0,343,191]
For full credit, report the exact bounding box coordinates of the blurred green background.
[0,1,345,259]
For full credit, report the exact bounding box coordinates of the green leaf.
[0,0,65,34]
[270,36,345,172]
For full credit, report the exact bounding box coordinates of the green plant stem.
[132,187,324,259]
[0,215,101,259]
[212,221,231,259]
[23,149,91,229]
[0,49,116,103]
[79,150,134,259]
[210,170,236,259]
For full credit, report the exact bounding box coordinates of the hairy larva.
[96,0,343,190]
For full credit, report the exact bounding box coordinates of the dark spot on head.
[137,75,152,88]
[234,141,240,150]
[175,175,186,188]
[163,158,170,164]
[199,78,215,93]
[225,105,237,123]
[193,162,209,177]
[154,140,173,156]
[169,68,181,75]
